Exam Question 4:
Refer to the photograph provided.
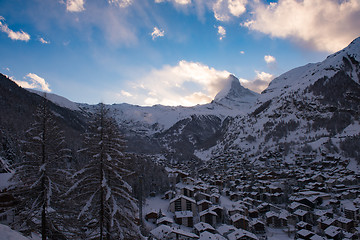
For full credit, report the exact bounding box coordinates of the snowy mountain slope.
[201,37,360,166]
[27,89,80,111]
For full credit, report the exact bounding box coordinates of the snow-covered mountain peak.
[214,74,258,103]
[262,36,360,102]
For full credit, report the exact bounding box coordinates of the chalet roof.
[230,213,249,222]
[297,229,314,237]
[199,231,227,240]
[227,228,258,240]
[175,211,193,218]
[200,209,217,217]
[310,234,327,240]
[156,217,174,225]
[294,209,308,216]
[216,224,237,235]
[170,195,196,204]
[336,217,353,224]
[197,199,212,205]
[324,226,342,237]
[194,222,215,232]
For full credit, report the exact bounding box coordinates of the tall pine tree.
[11,98,70,240]
[68,103,142,240]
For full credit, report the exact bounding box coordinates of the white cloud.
[151,27,165,40]
[243,0,360,52]
[39,37,50,44]
[240,50,245,54]
[264,55,276,64]
[155,0,192,5]
[66,0,85,12]
[14,73,51,92]
[0,17,30,41]
[129,60,230,106]
[239,70,274,93]
[228,0,247,17]
[213,0,247,21]
[120,90,133,97]
[108,0,133,8]
[217,26,226,40]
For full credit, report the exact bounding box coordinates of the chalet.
[145,209,158,223]
[199,209,217,227]
[248,209,259,218]
[294,209,311,223]
[163,190,176,200]
[251,220,265,234]
[197,199,212,212]
[175,211,194,227]
[210,193,220,205]
[265,211,279,227]
[209,205,224,223]
[324,225,343,240]
[317,216,336,231]
[169,195,196,213]
[231,213,249,230]
[344,203,360,221]
[335,217,354,232]
[181,185,195,198]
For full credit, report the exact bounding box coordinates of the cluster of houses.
[145,151,360,239]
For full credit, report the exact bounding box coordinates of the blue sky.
[0,0,359,106]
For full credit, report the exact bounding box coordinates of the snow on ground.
[0,224,29,240]
[0,172,13,190]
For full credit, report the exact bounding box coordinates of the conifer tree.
[11,98,70,240]
[69,103,142,240]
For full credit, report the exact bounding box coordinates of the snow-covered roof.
[227,228,258,240]
[199,231,227,240]
[194,222,215,232]
[156,217,174,225]
[230,213,248,222]
[175,211,193,218]
[170,194,196,204]
[324,226,342,237]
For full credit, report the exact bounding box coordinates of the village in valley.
[143,151,360,240]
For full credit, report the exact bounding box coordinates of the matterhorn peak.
[214,74,258,103]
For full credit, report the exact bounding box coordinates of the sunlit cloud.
[66,0,85,12]
[239,70,274,93]
[240,50,245,54]
[0,16,30,41]
[39,37,50,44]
[151,27,165,40]
[14,73,51,92]
[243,0,360,52]
[264,55,276,64]
[128,60,231,106]
[213,0,247,21]
[217,26,226,40]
